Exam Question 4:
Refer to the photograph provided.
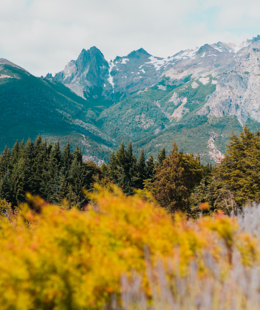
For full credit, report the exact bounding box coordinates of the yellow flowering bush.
[0,185,257,309]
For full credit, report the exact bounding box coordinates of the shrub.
[0,186,257,309]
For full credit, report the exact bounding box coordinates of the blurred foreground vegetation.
[0,186,259,309]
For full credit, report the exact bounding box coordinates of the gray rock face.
[50,47,176,102]
[198,38,260,124]
[52,47,111,99]
[47,35,260,163]
[107,48,175,98]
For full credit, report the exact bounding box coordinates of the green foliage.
[153,142,203,213]
[0,64,114,163]
[105,142,161,195]
[216,127,260,206]
[0,137,102,207]
[190,176,237,216]
[157,147,166,166]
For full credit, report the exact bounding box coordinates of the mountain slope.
[0,59,115,162]
[93,36,260,163]
[3,35,260,164]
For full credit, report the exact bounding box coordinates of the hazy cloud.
[0,0,259,76]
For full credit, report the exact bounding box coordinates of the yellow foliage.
[0,187,257,309]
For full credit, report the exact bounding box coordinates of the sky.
[1,0,260,76]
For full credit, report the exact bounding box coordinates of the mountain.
[60,36,258,163]
[50,47,176,104]
[0,58,115,164]
[3,35,260,164]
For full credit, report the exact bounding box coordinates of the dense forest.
[0,127,259,217]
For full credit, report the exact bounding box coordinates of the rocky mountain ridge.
[44,35,260,162]
[2,35,260,164]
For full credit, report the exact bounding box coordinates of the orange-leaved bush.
[0,188,257,309]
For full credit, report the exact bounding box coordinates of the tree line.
[0,136,100,208]
[0,127,259,216]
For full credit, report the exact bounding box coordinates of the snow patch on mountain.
[121,58,129,64]
[199,77,210,85]
[108,61,115,89]
[174,48,199,60]
[146,56,167,70]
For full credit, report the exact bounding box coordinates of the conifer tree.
[157,147,166,166]
[216,127,260,205]
[0,171,13,203]
[137,149,146,189]
[67,150,87,206]
[11,140,19,166]
[31,135,47,195]
[19,139,26,159]
[62,140,72,172]
[107,153,118,182]
[154,142,203,213]
[47,141,53,156]
[52,141,62,166]
[146,154,156,181]
[0,147,12,174]
[11,158,26,204]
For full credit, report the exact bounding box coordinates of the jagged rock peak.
[77,46,107,63]
[250,35,260,43]
[127,48,151,58]
[197,44,219,55]
[75,46,109,75]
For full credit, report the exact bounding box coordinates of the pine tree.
[137,149,146,189]
[154,142,203,213]
[47,141,53,156]
[124,142,138,194]
[0,170,13,204]
[11,140,19,166]
[11,158,26,205]
[146,154,156,181]
[31,135,47,195]
[113,142,127,190]
[55,175,69,202]
[19,139,26,159]
[0,147,12,174]
[62,140,72,172]
[42,141,61,202]
[157,147,166,166]
[107,153,119,183]
[52,141,61,166]
[216,127,260,205]
[67,156,87,207]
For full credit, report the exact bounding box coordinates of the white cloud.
[0,0,260,76]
